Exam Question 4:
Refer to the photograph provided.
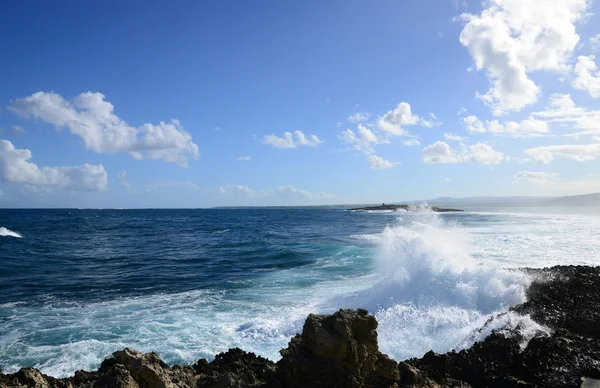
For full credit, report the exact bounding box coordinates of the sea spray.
[324,211,533,360]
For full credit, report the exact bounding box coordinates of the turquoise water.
[1,208,598,377]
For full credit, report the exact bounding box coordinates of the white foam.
[320,212,534,360]
[0,227,22,238]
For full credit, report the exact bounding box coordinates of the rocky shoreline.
[2,265,599,388]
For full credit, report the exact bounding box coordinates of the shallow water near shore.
[1,208,599,377]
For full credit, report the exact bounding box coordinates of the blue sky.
[1,0,600,207]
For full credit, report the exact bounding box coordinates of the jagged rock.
[513,265,600,339]
[112,348,195,388]
[275,308,399,387]
[193,348,275,387]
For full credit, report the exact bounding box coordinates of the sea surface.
[1,207,599,377]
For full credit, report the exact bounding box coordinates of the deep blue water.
[1,209,389,303]
[1,208,598,377]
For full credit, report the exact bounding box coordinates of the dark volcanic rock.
[193,348,276,387]
[408,265,600,388]
[513,265,600,339]
[274,309,399,387]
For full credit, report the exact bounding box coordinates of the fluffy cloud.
[377,102,422,136]
[462,115,549,137]
[423,141,457,164]
[262,130,323,148]
[422,141,504,164]
[444,132,465,141]
[236,156,252,161]
[572,55,600,98]
[525,143,600,163]
[10,91,199,167]
[367,155,396,169]
[458,0,589,115]
[340,125,396,169]
[531,94,600,138]
[341,101,435,169]
[348,112,370,123]
[0,139,107,191]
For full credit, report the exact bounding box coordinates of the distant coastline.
[348,204,463,212]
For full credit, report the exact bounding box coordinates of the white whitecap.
[0,227,22,238]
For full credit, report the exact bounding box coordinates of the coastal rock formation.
[408,265,600,387]
[348,204,464,212]
[275,309,399,387]
[1,265,599,388]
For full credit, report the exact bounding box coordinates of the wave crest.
[0,227,22,238]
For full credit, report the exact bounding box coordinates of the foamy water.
[0,208,597,377]
[0,227,22,238]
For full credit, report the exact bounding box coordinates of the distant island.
[348,203,463,212]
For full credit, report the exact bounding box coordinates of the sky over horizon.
[2,0,600,207]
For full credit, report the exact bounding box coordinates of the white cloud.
[514,171,559,185]
[0,139,107,191]
[572,55,600,98]
[420,113,443,128]
[214,126,222,132]
[444,132,465,141]
[377,102,421,136]
[444,177,451,182]
[457,107,467,115]
[458,0,589,115]
[525,143,600,163]
[462,115,549,137]
[340,124,396,169]
[348,112,370,123]
[462,116,487,133]
[423,141,458,164]
[514,171,600,194]
[462,142,505,164]
[402,139,421,146]
[237,156,252,161]
[591,34,600,51]
[530,94,600,138]
[423,141,504,164]
[367,155,397,169]
[262,130,323,148]
[10,91,199,167]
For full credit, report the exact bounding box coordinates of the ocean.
[1,207,599,378]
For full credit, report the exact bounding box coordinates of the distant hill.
[545,193,600,206]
